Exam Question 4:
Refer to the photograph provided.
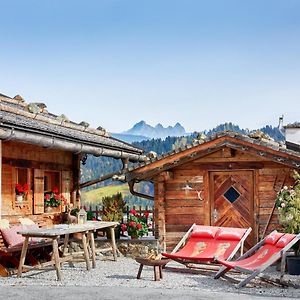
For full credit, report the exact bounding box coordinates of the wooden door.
[210,171,254,247]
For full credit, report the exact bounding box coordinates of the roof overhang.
[0,127,147,162]
[126,133,300,182]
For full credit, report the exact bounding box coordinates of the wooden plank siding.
[1,141,76,226]
[147,145,298,251]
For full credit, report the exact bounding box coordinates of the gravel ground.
[0,256,299,299]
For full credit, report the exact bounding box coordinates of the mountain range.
[111,120,187,142]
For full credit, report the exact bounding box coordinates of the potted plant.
[275,170,300,275]
[44,186,66,213]
[122,209,149,239]
[101,192,125,239]
[15,183,29,203]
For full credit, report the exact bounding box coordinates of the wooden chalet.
[0,92,146,226]
[125,131,300,251]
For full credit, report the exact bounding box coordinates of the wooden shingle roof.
[126,131,300,181]
[0,93,146,162]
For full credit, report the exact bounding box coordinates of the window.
[44,171,60,192]
[16,168,28,185]
[223,186,240,203]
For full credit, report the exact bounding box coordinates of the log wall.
[153,148,296,251]
[1,141,78,225]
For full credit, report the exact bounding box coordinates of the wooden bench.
[0,224,56,276]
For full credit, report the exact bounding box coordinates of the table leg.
[137,264,143,279]
[17,236,29,277]
[109,227,117,261]
[82,232,91,270]
[52,238,62,281]
[88,231,96,268]
[62,234,69,256]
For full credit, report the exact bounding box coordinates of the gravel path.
[0,257,299,299]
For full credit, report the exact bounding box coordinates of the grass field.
[81,183,131,204]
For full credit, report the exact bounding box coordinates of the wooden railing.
[82,205,155,236]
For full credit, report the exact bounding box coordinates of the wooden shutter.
[34,169,44,214]
[61,171,72,205]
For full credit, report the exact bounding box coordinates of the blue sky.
[0,0,299,133]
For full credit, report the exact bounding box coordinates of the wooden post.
[0,140,2,219]
[72,154,81,207]
[156,173,166,252]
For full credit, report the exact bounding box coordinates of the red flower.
[45,194,51,200]
[136,223,142,229]
[15,183,29,195]
[128,221,136,227]
[52,186,59,193]
[144,211,149,218]
[129,209,137,216]
[23,184,29,193]
[121,224,127,232]
[92,217,97,221]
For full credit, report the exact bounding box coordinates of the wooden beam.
[2,157,72,171]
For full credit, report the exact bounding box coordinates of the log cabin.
[125,130,300,251]
[0,92,146,226]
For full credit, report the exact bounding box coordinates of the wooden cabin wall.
[154,169,206,251]
[1,141,78,225]
[152,148,297,251]
[256,167,294,240]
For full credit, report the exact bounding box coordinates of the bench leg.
[137,264,143,279]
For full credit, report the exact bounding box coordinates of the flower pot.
[130,235,138,239]
[287,256,300,275]
[45,206,53,213]
[16,194,23,203]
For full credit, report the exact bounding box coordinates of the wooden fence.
[83,205,155,236]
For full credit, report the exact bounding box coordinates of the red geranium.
[121,224,127,232]
[128,221,136,227]
[15,183,29,196]
[126,210,149,238]
[52,186,59,193]
[129,209,137,216]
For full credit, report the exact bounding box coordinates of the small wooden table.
[135,257,170,281]
[17,221,118,280]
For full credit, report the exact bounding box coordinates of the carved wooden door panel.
[210,171,254,247]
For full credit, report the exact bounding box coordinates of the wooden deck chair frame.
[164,224,252,270]
[214,231,300,288]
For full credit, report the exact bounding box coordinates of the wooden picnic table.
[17,221,118,280]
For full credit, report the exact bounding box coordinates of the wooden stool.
[135,257,170,281]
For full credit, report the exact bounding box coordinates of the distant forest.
[80,123,284,190]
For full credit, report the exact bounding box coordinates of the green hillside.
[81,183,154,209]
[81,183,130,204]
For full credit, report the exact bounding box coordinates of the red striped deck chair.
[215,231,300,288]
[162,224,252,268]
